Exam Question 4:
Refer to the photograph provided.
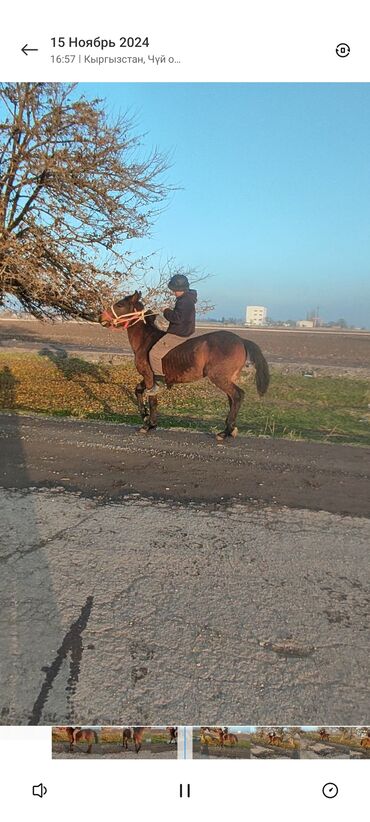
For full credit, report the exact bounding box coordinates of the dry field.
[1,319,370,372]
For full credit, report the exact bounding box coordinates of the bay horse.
[268,731,283,745]
[122,726,145,753]
[100,291,270,439]
[200,727,236,747]
[65,726,80,752]
[166,726,178,744]
[122,727,132,749]
[66,727,98,754]
[319,729,330,742]
[219,728,238,746]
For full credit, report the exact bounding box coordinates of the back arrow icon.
[21,44,39,56]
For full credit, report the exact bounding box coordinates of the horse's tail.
[93,731,98,744]
[244,340,270,397]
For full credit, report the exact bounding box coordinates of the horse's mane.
[143,309,158,327]
[134,305,165,346]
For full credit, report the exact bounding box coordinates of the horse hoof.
[216,431,226,442]
[230,426,238,438]
[137,426,149,434]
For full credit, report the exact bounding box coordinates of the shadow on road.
[0,365,93,724]
[0,365,19,409]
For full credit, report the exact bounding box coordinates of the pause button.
[179,784,191,798]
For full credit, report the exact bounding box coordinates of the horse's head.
[99,290,144,329]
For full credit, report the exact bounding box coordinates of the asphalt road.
[0,414,369,726]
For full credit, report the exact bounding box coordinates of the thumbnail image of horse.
[166,726,178,744]
[122,727,145,754]
[200,727,222,745]
[122,727,133,749]
[218,728,238,746]
[100,291,270,440]
[268,732,284,745]
[200,727,237,747]
[65,726,98,754]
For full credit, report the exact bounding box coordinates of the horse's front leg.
[135,355,155,392]
[134,356,158,433]
[137,395,158,432]
[135,380,149,425]
[148,396,158,429]
[135,390,158,434]
[135,383,158,434]
[134,348,159,433]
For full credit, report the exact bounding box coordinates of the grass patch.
[1,351,369,446]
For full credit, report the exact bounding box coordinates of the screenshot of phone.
[0,1,369,819]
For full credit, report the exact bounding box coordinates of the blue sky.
[83,85,369,325]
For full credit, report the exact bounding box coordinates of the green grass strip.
[1,352,369,446]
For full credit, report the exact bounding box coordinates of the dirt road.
[194,745,252,759]
[1,413,369,727]
[300,739,370,759]
[52,741,177,759]
[1,413,369,516]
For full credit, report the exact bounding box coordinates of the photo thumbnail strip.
[193,727,370,759]
[51,726,370,759]
[52,726,179,758]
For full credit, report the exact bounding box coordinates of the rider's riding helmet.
[168,274,190,292]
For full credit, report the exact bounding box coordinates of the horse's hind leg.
[209,377,244,439]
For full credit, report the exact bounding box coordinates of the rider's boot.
[145,382,161,396]
[144,376,164,397]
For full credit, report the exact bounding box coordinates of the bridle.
[109,304,156,329]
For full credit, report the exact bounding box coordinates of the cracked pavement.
[0,413,369,725]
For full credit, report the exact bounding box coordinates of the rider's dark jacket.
[163,289,197,337]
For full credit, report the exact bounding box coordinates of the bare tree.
[0,82,171,319]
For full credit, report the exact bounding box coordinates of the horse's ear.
[132,290,142,305]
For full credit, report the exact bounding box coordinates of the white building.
[296,319,315,329]
[245,305,267,326]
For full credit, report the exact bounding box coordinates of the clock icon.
[322,783,338,799]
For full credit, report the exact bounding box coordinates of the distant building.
[296,320,315,328]
[245,305,267,326]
